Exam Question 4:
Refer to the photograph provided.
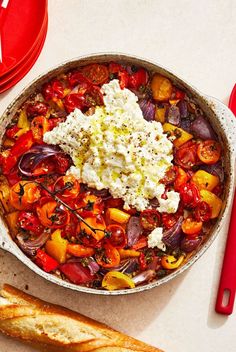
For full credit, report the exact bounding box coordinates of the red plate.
[0,0,47,77]
[0,15,48,93]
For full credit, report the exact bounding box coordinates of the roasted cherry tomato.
[37,201,70,228]
[175,140,198,169]
[9,181,41,210]
[95,242,120,268]
[63,93,86,113]
[53,153,71,174]
[161,166,177,185]
[77,225,102,248]
[18,211,43,235]
[104,197,124,209]
[106,224,127,248]
[108,62,129,89]
[42,79,64,101]
[5,125,20,140]
[162,213,178,230]
[182,217,203,236]
[128,68,148,90]
[197,140,221,165]
[75,193,104,217]
[67,70,90,88]
[84,86,104,107]
[2,131,34,174]
[179,182,200,208]
[139,252,148,271]
[194,201,212,222]
[140,209,161,231]
[54,175,80,199]
[174,167,189,191]
[31,116,50,142]
[26,102,48,117]
[48,117,65,130]
[82,64,109,85]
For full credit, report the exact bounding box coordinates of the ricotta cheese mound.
[44,79,180,211]
[147,227,166,251]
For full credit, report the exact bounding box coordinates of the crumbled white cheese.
[44,79,180,211]
[148,227,166,251]
[157,190,180,214]
[0,297,10,306]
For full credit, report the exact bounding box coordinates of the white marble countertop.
[0,1,236,351]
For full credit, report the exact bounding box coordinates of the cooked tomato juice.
[0,62,224,291]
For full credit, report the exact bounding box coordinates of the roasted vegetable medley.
[0,61,224,290]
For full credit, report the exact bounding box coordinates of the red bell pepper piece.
[35,249,59,272]
[2,130,34,174]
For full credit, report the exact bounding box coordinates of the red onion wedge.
[127,216,143,247]
[16,232,50,257]
[60,262,94,284]
[190,115,216,140]
[18,145,67,177]
[181,236,202,253]
[163,216,183,249]
[139,99,155,121]
[167,105,180,125]
[178,100,188,118]
[132,270,156,285]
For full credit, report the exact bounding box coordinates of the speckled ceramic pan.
[0,53,235,295]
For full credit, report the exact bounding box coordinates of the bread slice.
[0,284,163,352]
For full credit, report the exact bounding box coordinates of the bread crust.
[0,284,163,352]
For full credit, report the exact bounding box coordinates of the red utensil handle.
[215,191,236,314]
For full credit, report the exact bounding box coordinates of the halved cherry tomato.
[128,68,148,90]
[84,86,104,107]
[197,140,221,164]
[194,201,212,222]
[18,211,43,235]
[75,193,104,217]
[37,201,70,228]
[140,209,161,231]
[48,117,65,130]
[42,79,64,101]
[26,102,48,117]
[108,62,129,89]
[182,217,203,235]
[106,224,127,248]
[179,182,200,208]
[82,64,109,85]
[174,167,189,191]
[9,181,41,210]
[63,93,86,113]
[95,242,120,268]
[77,225,102,248]
[5,125,20,140]
[80,215,106,241]
[31,116,50,142]
[67,244,95,257]
[175,141,198,169]
[54,175,80,199]
[162,213,178,229]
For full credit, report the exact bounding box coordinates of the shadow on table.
[0,250,187,337]
[206,217,230,329]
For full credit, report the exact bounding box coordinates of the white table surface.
[0,1,236,351]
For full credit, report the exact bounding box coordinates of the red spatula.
[215,84,236,315]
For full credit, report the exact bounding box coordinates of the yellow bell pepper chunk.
[15,109,30,138]
[5,211,19,237]
[106,208,130,224]
[3,138,14,147]
[192,170,219,191]
[162,123,193,148]
[200,190,222,219]
[155,105,167,123]
[151,74,173,101]
[161,255,185,270]
[45,229,68,264]
[118,249,140,258]
[0,176,12,212]
[102,271,135,291]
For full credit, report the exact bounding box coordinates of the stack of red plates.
[0,0,48,93]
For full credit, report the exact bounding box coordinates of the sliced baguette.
[0,284,163,352]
